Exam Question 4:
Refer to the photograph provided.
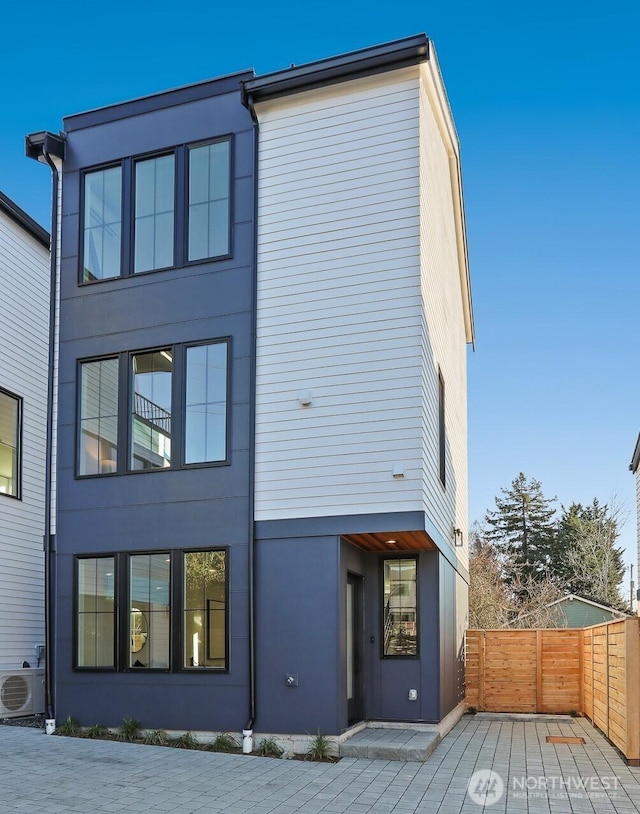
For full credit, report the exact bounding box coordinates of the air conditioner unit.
[0,669,45,718]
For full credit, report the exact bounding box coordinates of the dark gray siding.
[54,76,256,731]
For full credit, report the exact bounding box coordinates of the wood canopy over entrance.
[342,530,437,553]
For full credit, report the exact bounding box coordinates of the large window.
[75,550,227,671]
[185,342,227,464]
[134,155,175,273]
[382,558,418,657]
[78,358,119,475]
[438,370,446,488]
[76,557,115,668]
[77,340,228,477]
[131,350,172,470]
[80,139,231,282]
[0,389,20,498]
[83,167,122,282]
[188,141,230,261]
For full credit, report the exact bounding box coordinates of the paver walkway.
[1,715,638,813]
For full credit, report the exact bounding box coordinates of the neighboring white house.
[631,433,640,615]
[0,191,49,673]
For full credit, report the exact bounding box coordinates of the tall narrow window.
[131,350,172,470]
[0,389,20,498]
[129,554,170,669]
[83,167,122,282]
[134,155,175,273]
[382,558,418,657]
[184,342,228,464]
[77,557,115,668]
[438,370,446,487]
[79,358,119,475]
[183,551,227,668]
[188,141,230,261]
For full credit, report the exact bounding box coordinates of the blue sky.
[3,2,639,587]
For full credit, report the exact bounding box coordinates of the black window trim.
[78,136,234,286]
[380,554,419,660]
[73,548,230,673]
[438,368,446,489]
[0,385,23,501]
[75,337,231,479]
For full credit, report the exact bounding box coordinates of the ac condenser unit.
[0,669,45,718]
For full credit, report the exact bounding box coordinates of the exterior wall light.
[453,527,463,547]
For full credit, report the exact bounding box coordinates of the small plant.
[56,715,80,736]
[211,732,239,752]
[144,728,169,745]
[116,717,141,742]
[467,706,477,715]
[83,723,107,739]
[256,736,283,757]
[569,709,579,718]
[306,731,331,761]
[171,731,199,749]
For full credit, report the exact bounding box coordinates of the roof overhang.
[0,190,49,248]
[25,130,66,163]
[342,529,437,553]
[242,34,429,107]
[630,433,640,473]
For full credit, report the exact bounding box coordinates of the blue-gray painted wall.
[54,73,256,731]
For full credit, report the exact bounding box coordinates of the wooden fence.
[465,618,640,764]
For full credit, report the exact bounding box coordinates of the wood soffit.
[342,530,437,553]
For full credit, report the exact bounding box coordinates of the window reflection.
[131,350,172,470]
[184,551,226,668]
[383,558,418,656]
[185,343,227,464]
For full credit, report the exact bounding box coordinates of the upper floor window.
[188,141,230,261]
[438,370,446,488]
[134,155,175,273]
[77,339,229,477]
[83,166,122,282]
[0,388,21,498]
[80,138,232,283]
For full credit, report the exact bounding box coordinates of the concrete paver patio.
[1,715,638,813]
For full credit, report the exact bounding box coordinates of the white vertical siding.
[254,68,425,520]
[254,63,470,563]
[418,66,469,569]
[0,208,49,667]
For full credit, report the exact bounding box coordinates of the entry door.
[346,573,365,724]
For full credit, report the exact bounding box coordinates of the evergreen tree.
[555,499,626,609]
[484,473,557,580]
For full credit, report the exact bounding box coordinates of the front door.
[346,573,364,724]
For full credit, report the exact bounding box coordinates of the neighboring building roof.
[546,593,628,616]
[0,191,49,248]
[630,432,640,473]
[547,594,629,628]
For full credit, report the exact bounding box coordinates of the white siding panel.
[0,207,49,668]
[418,67,469,569]
[254,68,425,521]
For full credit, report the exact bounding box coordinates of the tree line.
[470,472,628,628]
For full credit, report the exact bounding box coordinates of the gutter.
[25,130,66,730]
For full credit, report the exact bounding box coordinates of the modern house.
[26,34,474,740]
[0,191,49,715]
[631,433,640,614]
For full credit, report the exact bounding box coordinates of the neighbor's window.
[131,350,172,470]
[188,140,230,261]
[184,342,228,464]
[76,557,115,668]
[78,358,119,475]
[0,389,20,498]
[183,551,227,668]
[383,558,418,657]
[134,155,175,273]
[83,166,122,282]
[129,553,170,669]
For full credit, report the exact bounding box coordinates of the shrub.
[116,717,141,742]
[171,731,199,749]
[144,729,169,745]
[56,715,80,736]
[306,731,331,761]
[211,732,239,752]
[256,736,283,757]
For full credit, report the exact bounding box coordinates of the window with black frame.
[382,558,418,657]
[76,557,115,668]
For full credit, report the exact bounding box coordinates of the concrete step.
[339,726,440,762]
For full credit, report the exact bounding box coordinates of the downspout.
[242,87,259,751]
[25,131,65,733]
[42,150,59,731]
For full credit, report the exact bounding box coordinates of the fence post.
[536,630,543,712]
[625,618,640,765]
[478,631,485,711]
